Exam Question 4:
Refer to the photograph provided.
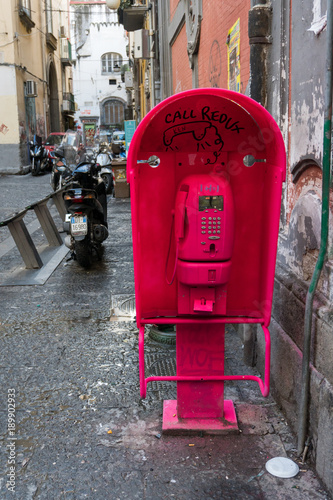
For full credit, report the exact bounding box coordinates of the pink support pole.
[138,326,146,398]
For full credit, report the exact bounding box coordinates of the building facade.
[69,0,128,145]
[157,0,333,494]
[115,0,160,122]
[0,0,74,173]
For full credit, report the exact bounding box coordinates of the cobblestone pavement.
[0,172,331,499]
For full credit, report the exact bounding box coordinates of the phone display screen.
[199,195,224,211]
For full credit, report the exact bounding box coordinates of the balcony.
[46,32,57,51]
[62,93,75,114]
[19,6,35,32]
[60,39,72,66]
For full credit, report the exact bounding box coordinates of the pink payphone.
[127,88,286,433]
[170,174,234,315]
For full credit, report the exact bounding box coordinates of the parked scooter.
[29,135,48,176]
[50,146,73,191]
[96,142,114,195]
[46,149,57,171]
[62,159,108,268]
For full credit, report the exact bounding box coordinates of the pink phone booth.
[127,89,286,433]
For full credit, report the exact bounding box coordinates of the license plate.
[71,215,87,236]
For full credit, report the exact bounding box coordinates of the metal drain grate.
[110,294,136,321]
[145,353,177,399]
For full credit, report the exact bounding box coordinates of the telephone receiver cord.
[165,213,179,286]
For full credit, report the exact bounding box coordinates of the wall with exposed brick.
[169,0,250,95]
[198,0,250,92]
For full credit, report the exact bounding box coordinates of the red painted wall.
[171,24,193,94]
[170,0,180,21]
[170,0,251,94]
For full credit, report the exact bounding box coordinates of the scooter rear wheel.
[75,237,93,268]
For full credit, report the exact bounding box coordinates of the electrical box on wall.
[133,29,149,59]
[125,71,133,89]
[25,80,37,97]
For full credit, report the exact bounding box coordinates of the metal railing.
[63,92,75,113]
[0,190,66,270]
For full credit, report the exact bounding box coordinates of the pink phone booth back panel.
[127,89,286,326]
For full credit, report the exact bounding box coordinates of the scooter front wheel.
[101,173,113,194]
[40,158,48,173]
[31,158,39,176]
[32,159,41,176]
[75,237,93,268]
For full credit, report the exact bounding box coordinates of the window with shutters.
[20,0,31,17]
[101,53,123,74]
[102,99,125,126]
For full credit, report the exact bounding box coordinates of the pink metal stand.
[139,320,271,434]
[128,88,285,435]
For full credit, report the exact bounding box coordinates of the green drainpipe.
[297,0,333,456]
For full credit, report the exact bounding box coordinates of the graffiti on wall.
[208,40,222,88]
[0,124,9,134]
[227,19,240,92]
[19,121,27,142]
[36,117,45,138]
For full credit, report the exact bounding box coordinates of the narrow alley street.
[0,172,330,499]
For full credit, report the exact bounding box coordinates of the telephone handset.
[175,174,234,262]
[174,188,189,241]
[165,188,189,285]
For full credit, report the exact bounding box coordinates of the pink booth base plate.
[162,399,239,435]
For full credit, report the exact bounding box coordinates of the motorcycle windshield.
[96,153,110,166]
[74,164,91,173]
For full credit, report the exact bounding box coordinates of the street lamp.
[105,0,120,9]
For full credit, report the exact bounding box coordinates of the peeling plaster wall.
[264,0,333,493]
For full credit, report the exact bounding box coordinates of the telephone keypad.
[200,211,222,244]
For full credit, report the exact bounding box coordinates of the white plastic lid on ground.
[265,457,300,478]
